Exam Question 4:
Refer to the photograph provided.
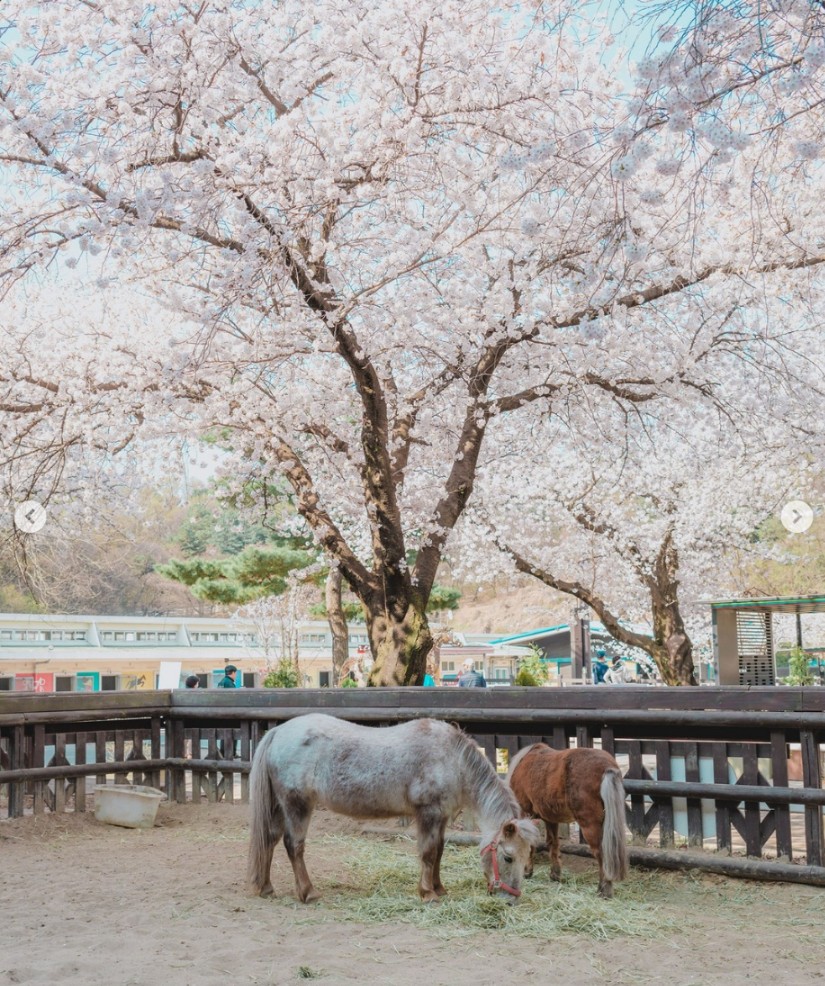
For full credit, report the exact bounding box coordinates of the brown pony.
[508,743,628,898]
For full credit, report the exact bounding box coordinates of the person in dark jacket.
[457,658,487,688]
[184,674,200,689]
[217,665,238,688]
[216,665,239,757]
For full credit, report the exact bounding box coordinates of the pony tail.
[247,726,284,896]
[599,767,629,883]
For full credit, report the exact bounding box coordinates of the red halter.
[480,839,522,898]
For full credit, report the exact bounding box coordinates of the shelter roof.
[706,594,825,615]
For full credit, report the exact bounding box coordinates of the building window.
[442,661,455,672]
[55,676,73,692]
[0,677,12,690]
[101,675,119,691]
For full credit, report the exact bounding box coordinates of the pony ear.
[502,821,517,838]
[516,818,542,846]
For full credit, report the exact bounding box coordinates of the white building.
[0,611,514,691]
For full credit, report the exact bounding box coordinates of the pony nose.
[495,890,519,905]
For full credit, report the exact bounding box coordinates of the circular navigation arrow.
[780,499,814,535]
[13,500,48,534]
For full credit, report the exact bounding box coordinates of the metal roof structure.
[489,621,606,647]
[707,594,825,616]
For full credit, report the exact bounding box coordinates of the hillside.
[443,578,576,636]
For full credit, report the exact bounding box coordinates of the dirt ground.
[1,802,823,986]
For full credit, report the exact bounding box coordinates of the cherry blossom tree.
[235,582,317,685]
[632,0,825,150]
[2,1,825,684]
[455,390,823,685]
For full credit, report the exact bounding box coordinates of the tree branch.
[265,435,372,592]
[500,539,656,655]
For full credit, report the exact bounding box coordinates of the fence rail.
[1,686,823,884]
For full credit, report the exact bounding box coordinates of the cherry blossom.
[1,1,824,684]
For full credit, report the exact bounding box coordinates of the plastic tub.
[94,784,164,829]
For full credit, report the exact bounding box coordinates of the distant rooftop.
[490,621,611,646]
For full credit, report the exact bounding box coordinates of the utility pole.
[571,603,591,683]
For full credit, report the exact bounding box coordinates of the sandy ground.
[1,802,824,986]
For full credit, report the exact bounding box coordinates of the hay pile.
[318,833,680,942]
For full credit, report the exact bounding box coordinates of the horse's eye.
[503,853,514,864]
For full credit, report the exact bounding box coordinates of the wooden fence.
[1,686,824,885]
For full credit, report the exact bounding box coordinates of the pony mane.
[450,725,520,825]
[507,743,545,779]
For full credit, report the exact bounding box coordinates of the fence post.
[800,730,824,867]
[167,717,186,803]
[770,730,792,861]
[8,725,25,818]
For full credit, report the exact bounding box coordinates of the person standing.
[217,664,238,688]
[605,657,628,684]
[592,650,609,685]
[184,674,200,689]
[216,664,239,758]
[457,657,486,688]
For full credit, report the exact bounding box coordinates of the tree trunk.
[363,594,433,686]
[325,567,349,687]
[649,598,697,686]
[646,535,698,686]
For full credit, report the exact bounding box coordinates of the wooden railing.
[1,686,823,884]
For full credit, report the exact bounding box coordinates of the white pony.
[247,713,540,903]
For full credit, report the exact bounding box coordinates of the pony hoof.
[258,885,275,898]
[301,889,322,904]
[420,891,441,904]
[598,886,614,900]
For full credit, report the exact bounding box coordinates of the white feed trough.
[94,784,164,829]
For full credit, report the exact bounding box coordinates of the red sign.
[14,673,54,692]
